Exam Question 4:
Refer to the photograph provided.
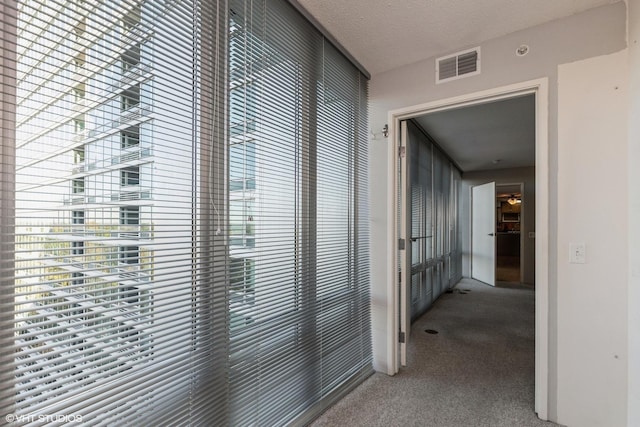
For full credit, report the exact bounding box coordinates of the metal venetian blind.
[407,121,433,319]
[405,120,461,320]
[1,0,229,425]
[450,167,462,284]
[228,0,371,425]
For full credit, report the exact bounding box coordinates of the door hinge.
[398,146,406,158]
[398,238,405,250]
[399,331,405,343]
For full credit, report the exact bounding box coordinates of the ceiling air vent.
[436,47,480,84]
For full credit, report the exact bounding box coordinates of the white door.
[399,120,411,366]
[471,182,496,286]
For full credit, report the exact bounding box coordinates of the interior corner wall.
[557,49,628,427]
[460,167,535,284]
[367,1,628,422]
[627,0,640,425]
[369,125,394,373]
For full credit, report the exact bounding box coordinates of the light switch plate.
[570,243,586,264]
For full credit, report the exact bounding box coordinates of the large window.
[73,83,86,102]
[72,210,85,224]
[120,166,140,186]
[122,4,141,32]
[74,115,85,133]
[121,84,140,111]
[405,120,462,320]
[120,125,140,148]
[119,246,139,265]
[229,198,254,247]
[74,52,86,70]
[72,178,85,194]
[121,44,141,74]
[226,1,370,425]
[229,140,256,191]
[0,0,369,425]
[73,147,85,164]
[229,257,255,329]
[120,206,140,225]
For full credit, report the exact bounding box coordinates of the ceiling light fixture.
[507,194,520,205]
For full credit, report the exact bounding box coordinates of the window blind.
[0,0,371,425]
[1,0,230,424]
[405,120,461,321]
[227,0,371,425]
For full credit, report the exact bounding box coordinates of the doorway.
[496,183,524,283]
[389,79,549,419]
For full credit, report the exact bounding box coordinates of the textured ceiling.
[297,0,620,76]
[296,0,618,172]
[414,94,535,172]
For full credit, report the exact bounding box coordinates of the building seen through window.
[7,0,370,424]
[13,0,161,414]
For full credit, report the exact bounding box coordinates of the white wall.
[367,2,629,423]
[627,0,640,424]
[557,50,628,427]
[461,167,535,284]
[369,128,394,372]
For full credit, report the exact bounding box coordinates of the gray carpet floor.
[311,278,560,427]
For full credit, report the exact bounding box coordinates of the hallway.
[311,279,559,427]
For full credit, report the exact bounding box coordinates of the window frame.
[120,165,140,187]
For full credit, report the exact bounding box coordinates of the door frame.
[388,78,549,419]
